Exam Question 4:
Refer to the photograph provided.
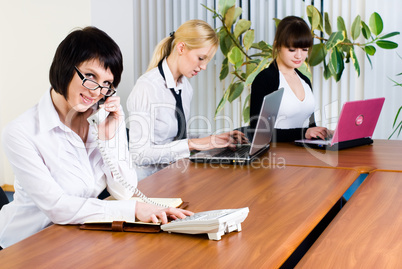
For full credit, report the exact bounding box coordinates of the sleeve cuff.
[173,139,190,160]
[104,199,136,222]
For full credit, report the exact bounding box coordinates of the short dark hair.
[272,16,314,59]
[49,26,123,99]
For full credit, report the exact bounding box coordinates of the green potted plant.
[389,55,402,138]
[203,0,400,123]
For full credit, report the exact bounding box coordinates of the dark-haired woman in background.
[250,16,332,142]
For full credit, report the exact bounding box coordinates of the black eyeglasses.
[74,66,116,97]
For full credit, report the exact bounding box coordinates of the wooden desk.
[266,139,402,173]
[296,171,402,268]
[0,165,359,268]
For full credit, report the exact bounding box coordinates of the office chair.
[0,186,9,210]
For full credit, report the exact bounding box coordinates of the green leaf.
[389,119,402,139]
[249,52,271,58]
[218,0,236,17]
[242,94,251,123]
[215,86,230,117]
[337,16,348,39]
[307,5,323,31]
[329,47,344,81]
[369,12,383,36]
[364,45,376,55]
[224,6,236,29]
[297,62,312,81]
[350,47,360,76]
[234,19,251,38]
[228,81,244,102]
[219,29,233,56]
[232,7,243,25]
[309,43,326,66]
[323,62,332,80]
[338,39,352,63]
[361,21,371,39]
[306,5,314,25]
[256,40,270,51]
[389,77,402,87]
[379,31,400,40]
[243,29,255,50]
[389,106,402,138]
[245,57,270,86]
[228,46,243,69]
[351,15,361,40]
[273,18,281,27]
[393,106,402,127]
[324,12,332,36]
[366,53,373,69]
[326,31,345,50]
[219,58,229,80]
[376,40,398,49]
[245,61,257,80]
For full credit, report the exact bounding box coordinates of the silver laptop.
[189,88,284,164]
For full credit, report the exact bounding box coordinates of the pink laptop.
[295,97,385,150]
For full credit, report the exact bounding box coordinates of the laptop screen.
[249,88,284,156]
[332,97,385,143]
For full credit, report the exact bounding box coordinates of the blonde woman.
[127,20,247,179]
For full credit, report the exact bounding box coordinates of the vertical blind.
[130,0,402,139]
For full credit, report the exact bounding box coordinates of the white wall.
[0,0,91,185]
[91,0,136,119]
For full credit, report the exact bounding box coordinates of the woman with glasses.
[0,26,192,249]
[127,20,247,180]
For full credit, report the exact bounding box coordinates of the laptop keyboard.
[213,145,251,158]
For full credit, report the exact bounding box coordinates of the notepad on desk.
[130,197,186,208]
[104,196,186,208]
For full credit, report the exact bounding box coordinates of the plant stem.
[219,20,252,61]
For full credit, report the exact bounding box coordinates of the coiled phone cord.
[92,125,169,208]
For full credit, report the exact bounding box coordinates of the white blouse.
[0,90,137,248]
[275,71,315,129]
[126,58,192,180]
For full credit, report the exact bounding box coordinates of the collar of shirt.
[37,89,65,134]
[162,58,184,94]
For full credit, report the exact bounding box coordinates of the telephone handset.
[87,97,110,126]
[87,99,169,208]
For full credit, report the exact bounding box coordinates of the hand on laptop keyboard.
[305,127,334,140]
[188,130,249,151]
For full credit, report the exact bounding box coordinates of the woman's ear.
[176,42,185,55]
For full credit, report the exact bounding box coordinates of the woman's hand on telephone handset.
[135,201,194,224]
[97,95,123,140]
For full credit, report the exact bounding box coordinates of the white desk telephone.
[87,106,250,240]
[161,207,249,240]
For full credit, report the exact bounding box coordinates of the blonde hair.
[147,19,219,71]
